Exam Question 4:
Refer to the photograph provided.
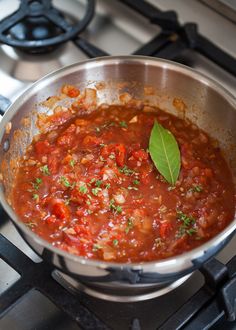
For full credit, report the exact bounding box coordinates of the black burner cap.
[0,0,95,54]
[9,16,64,53]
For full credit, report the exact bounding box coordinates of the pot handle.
[0,95,11,117]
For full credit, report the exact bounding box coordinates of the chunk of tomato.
[57,124,76,146]
[52,202,70,220]
[132,149,149,161]
[74,224,91,239]
[115,144,126,167]
[34,140,51,154]
[45,215,58,227]
[67,88,80,98]
[159,222,172,239]
[82,135,102,146]
[47,155,59,174]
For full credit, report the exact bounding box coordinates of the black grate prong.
[0,235,109,329]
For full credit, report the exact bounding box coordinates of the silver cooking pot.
[0,56,236,302]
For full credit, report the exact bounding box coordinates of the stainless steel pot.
[0,56,236,302]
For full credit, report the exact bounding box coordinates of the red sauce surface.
[12,93,235,263]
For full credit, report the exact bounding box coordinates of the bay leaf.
[149,121,180,185]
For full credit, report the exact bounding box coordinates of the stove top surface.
[0,0,236,329]
[0,0,235,100]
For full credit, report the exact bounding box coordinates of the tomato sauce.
[12,88,235,263]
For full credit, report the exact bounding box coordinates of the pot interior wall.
[1,58,236,207]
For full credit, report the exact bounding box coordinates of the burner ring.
[0,0,95,51]
[54,271,193,302]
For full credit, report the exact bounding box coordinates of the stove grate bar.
[117,0,179,31]
[196,35,236,76]
[183,299,225,330]
[153,38,187,60]
[0,234,110,330]
[0,280,30,317]
[118,0,236,77]
[0,233,34,275]
[158,286,213,330]
[158,256,236,329]
[34,268,110,330]
[74,37,109,58]
[133,32,171,56]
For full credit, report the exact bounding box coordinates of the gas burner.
[0,0,95,54]
[54,271,192,302]
[9,16,65,54]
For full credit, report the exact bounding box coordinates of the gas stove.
[0,1,236,329]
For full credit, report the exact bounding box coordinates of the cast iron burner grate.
[0,0,236,329]
[0,0,235,74]
[0,0,96,54]
[0,232,109,330]
[1,230,236,329]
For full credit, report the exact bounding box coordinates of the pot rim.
[1,55,236,270]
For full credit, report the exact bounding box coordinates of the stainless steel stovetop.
[0,1,236,329]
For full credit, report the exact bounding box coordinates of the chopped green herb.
[69,159,76,168]
[177,211,195,227]
[120,121,127,128]
[113,239,119,246]
[79,185,88,194]
[116,205,123,213]
[93,244,102,251]
[133,179,140,185]
[125,217,133,234]
[186,228,197,236]
[87,209,93,214]
[91,187,101,196]
[40,165,50,176]
[178,226,186,237]
[100,143,105,147]
[109,199,115,209]
[32,177,42,190]
[105,183,111,189]
[86,200,91,205]
[60,176,71,188]
[167,186,176,191]
[119,165,135,176]
[99,156,106,162]
[32,193,39,201]
[177,211,196,237]
[109,199,122,213]
[95,180,103,187]
[189,185,203,193]
[90,178,96,184]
